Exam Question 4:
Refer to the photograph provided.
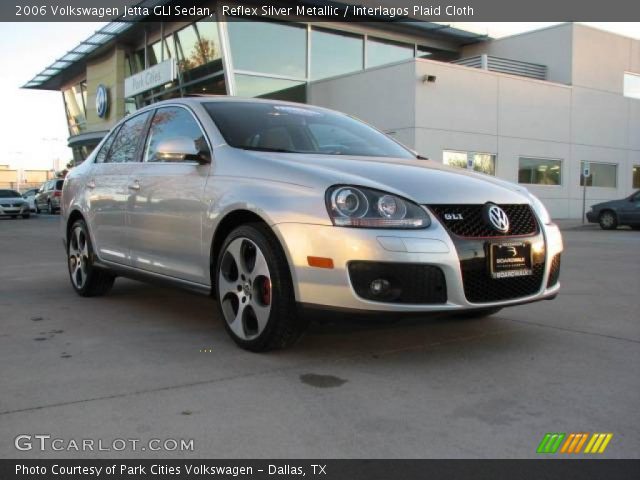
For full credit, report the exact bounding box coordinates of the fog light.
[370,278,390,296]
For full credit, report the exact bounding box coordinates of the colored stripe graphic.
[584,433,613,454]
[560,433,589,453]
[537,433,566,453]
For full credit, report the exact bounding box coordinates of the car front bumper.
[273,220,563,312]
[0,205,29,216]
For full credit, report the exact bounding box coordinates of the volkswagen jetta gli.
[61,98,563,351]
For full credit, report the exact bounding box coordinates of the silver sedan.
[0,189,31,219]
[61,98,563,351]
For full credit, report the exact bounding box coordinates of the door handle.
[128,181,140,191]
[86,179,96,189]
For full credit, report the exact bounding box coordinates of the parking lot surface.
[1,215,638,458]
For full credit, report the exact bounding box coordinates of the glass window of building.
[623,72,640,99]
[366,37,414,68]
[235,75,306,102]
[62,81,87,136]
[228,21,306,78]
[310,28,363,80]
[144,107,208,163]
[176,19,223,83]
[580,161,617,187]
[106,112,150,163]
[150,37,174,66]
[443,150,496,175]
[633,165,640,189]
[518,157,562,185]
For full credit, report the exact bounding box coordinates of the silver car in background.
[0,189,31,219]
[61,98,563,351]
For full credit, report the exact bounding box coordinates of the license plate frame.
[489,241,533,279]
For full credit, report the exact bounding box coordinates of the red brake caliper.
[262,278,271,306]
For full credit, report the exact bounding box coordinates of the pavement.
[0,214,638,459]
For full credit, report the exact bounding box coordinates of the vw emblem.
[95,84,109,118]
[486,204,510,233]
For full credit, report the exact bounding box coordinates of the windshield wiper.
[238,146,301,154]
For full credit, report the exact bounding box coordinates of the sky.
[1,21,639,171]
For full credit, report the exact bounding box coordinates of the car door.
[127,105,212,283]
[87,111,151,265]
[35,182,49,209]
[620,191,640,224]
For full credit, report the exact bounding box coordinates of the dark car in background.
[586,191,640,230]
[35,179,64,214]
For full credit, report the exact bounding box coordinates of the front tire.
[67,219,115,297]
[215,224,305,352]
[599,211,618,230]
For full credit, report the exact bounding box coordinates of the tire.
[47,201,53,215]
[67,219,115,297]
[598,210,618,230]
[215,223,305,352]
[454,307,503,319]
[35,204,40,214]
[631,226,640,231]
[22,214,30,219]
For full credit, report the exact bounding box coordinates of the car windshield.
[204,102,414,159]
[0,190,21,198]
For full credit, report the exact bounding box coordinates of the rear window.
[55,180,64,190]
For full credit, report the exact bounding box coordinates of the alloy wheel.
[601,212,614,228]
[218,237,272,340]
[68,226,89,289]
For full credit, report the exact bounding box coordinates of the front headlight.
[527,192,552,225]
[326,185,430,229]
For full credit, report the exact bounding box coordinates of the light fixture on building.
[422,75,436,83]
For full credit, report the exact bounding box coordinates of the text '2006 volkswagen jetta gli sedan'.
[61,97,563,351]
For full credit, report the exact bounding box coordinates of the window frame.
[623,71,640,100]
[517,156,563,186]
[580,161,618,188]
[140,103,213,165]
[443,149,497,176]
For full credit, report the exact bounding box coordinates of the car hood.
[0,196,25,203]
[231,150,530,205]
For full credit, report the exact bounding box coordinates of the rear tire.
[215,223,305,352]
[67,219,115,297]
[454,307,503,319]
[599,211,618,230]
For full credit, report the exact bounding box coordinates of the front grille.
[461,259,545,303]
[429,204,538,238]
[1,204,11,208]
[348,262,447,304]
[547,254,561,287]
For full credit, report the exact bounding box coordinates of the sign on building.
[124,59,177,98]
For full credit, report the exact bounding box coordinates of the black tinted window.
[55,180,64,190]
[95,127,120,163]
[0,190,21,198]
[106,112,150,163]
[144,107,208,162]
[204,102,413,159]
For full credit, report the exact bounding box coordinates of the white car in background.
[21,188,39,212]
[0,189,30,219]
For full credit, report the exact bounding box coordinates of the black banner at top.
[3,0,640,22]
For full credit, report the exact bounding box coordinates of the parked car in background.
[35,179,64,214]
[0,189,30,219]
[21,188,39,212]
[586,191,640,230]
[61,98,563,352]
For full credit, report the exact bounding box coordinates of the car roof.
[137,95,334,113]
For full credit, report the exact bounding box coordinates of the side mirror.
[155,136,211,164]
